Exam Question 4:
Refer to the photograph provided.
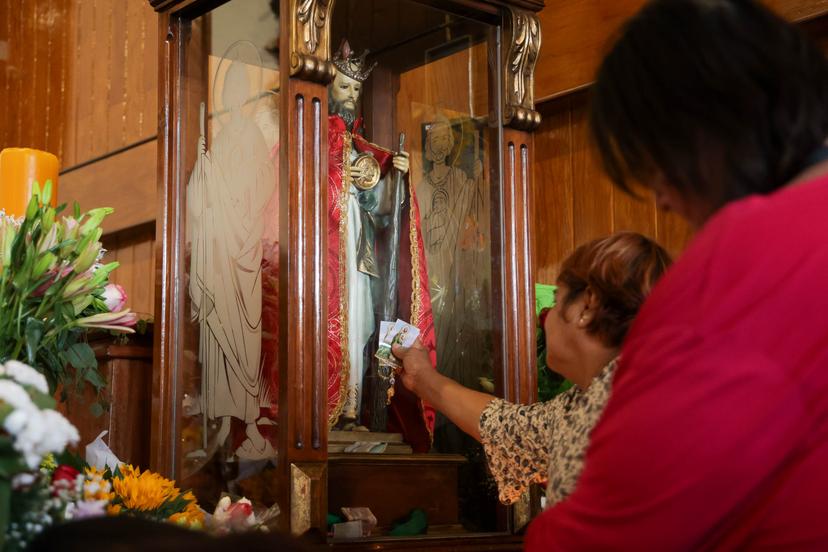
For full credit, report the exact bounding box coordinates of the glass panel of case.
[327,0,505,535]
[175,0,281,512]
[172,0,508,535]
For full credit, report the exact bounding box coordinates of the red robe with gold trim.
[327,115,437,452]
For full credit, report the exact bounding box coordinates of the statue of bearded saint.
[326,39,438,452]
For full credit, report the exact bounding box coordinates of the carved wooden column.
[150,6,202,478]
[277,0,335,536]
[499,5,541,415]
[499,5,542,532]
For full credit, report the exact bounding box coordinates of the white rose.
[3,409,28,435]
[1,361,49,394]
[36,410,79,455]
[0,380,35,411]
[11,472,36,488]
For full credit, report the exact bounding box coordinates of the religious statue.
[326,39,437,451]
[187,48,277,462]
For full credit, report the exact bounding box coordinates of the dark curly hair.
[590,0,828,217]
[557,232,672,348]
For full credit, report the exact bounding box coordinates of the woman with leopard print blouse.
[392,232,671,508]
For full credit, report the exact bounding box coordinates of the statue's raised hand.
[350,165,368,183]
[393,151,410,175]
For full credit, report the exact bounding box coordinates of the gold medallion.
[351,153,381,190]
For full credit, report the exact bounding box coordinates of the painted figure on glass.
[186,42,278,464]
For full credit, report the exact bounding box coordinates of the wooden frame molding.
[276,77,330,533]
[499,129,537,407]
[448,0,545,10]
[290,462,327,535]
[277,0,331,531]
[290,0,338,84]
[150,10,179,477]
[503,7,542,130]
[147,0,545,541]
[148,0,206,13]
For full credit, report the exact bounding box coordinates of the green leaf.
[41,179,53,204]
[12,247,36,290]
[0,444,27,477]
[0,404,12,423]
[52,237,77,252]
[0,474,10,551]
[89,401,105,417]
[0,436,15,455]
[64,341,96,370]
[83,367,106,391]
[25,192,39,219]
[25,272,54,295]
[53,449,88,472]
[24,317,45,365]
[28,389,56,410]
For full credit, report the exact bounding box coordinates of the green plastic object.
[327,513,344,528]
[535,283,557,314]
[536,282,574,401]
[388,508,428,536]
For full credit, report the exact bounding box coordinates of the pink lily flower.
[76,309,138,332]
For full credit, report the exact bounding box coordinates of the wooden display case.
[147,0,543,547]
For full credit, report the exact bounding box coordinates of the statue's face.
[330,69,362,113]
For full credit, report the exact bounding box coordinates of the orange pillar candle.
[0,148,59,217]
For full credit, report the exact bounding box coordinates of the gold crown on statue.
[332,39,377,83]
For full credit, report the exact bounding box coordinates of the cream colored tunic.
[479,359,617,507]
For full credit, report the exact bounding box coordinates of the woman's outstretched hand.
[392,337,431,396]
[393,337,494,442]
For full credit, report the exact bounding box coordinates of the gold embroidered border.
[328,132,352,429]
[408,178,422,327]
[407,179,434,444]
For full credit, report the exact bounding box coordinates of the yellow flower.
[168,490,205,528]
[111,464,178,511]
[83,467,114,502]
[40,454,57,471]
[107,503,122,516]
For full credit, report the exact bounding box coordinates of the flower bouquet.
[3,392,204,551]
[0,360,79,550]
[2,364,279,549]
[7,460,205,551]
[0,181,137,413]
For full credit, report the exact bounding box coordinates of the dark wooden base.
[327,533,523,551]
[328,453,467,532]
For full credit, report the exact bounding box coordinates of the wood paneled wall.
[535,0,828,100]
[0,0,158,316]
[62,1,157,167]
[532,92,694,283]
[532,0,828,283]
[1,1,71,159]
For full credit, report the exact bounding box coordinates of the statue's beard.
[329,97,357,132]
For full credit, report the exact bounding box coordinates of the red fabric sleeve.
[525,328,807,551]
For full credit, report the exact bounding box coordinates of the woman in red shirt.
[525,0,828,550]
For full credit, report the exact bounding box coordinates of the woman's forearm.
[415,369,495,441]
